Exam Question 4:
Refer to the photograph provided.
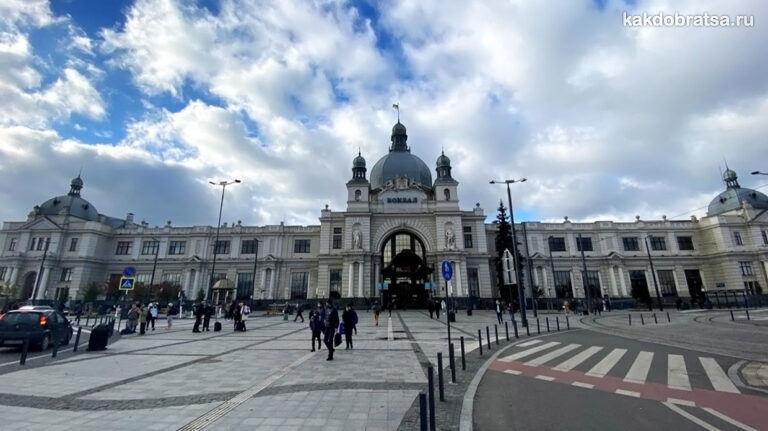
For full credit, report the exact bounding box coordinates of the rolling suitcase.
[214,321,222,332]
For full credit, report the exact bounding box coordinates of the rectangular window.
[656,270,677,296]
[141,240,159,255]
[290,272,308,299]
[468,268,480,297]
[136,273,151,284]
[115,241,132,255]
[8,238,17,251]
[169,241,186,255]
[214,240,230,255]
[584,270,601,296]
[744,281,761,295]
[69,237,79,252]
[236,273,254,300]
[740,261,753,276]
[30,237,36,250]
[36,237,49,251]
[553,271,572,298]
[762,230,768,245]
[463,226,473,249]
[294,239,310,253]
[733,231,743,246]
[650,236,666,251]
[329,269,342,293]
[240,240,257,254]
[332,228,342,249]
[0,267,7,280]
[622,237,639,251]
[162,272,182,286]
[576,237,593,252]
[60,268,72,282]
[549,237,566,252]
[676,236,694,251]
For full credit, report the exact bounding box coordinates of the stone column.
[183,270,192,297]
[358,261,364,298]
[36,267,51,300]
[9,267,19,286]
[261,268,267,299]
[348,262,355,297]
[269,268,275,299]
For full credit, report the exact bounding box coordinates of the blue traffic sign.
[123,266,136,278]
[441,260,453,281]
[119,277,135,291]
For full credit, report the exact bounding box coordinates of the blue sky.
[1,0,767,228]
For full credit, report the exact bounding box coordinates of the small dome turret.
[351,150,367,182]
[353,151,366,168]
[435,150,453,180]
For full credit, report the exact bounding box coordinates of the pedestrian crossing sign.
[119,277,135,291]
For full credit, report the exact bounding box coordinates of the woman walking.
[342,303,356,350]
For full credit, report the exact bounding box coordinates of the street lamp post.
[548,236,557,300]
[490,178,527,327]
[578,233,591,315]
[644,235,664,311]
[148,237,160,303]
[251,239,259,303]
[522,222,537,318]
[207,179,241,301]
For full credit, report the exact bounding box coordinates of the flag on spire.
[392,103,400,121]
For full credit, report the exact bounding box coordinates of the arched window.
[354,190,361,201]
[444,188,450,201]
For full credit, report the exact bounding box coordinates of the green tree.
[196,288,205,303]
[494,201,514,291]
[83,281,101,303]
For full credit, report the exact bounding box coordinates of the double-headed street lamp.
[208,179,241,301]
[490,178,527,327]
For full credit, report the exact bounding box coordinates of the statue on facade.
[352,230,362,249]
[445,227,455,250]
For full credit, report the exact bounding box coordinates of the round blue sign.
[441,260,453,281]
[123,266,136,277]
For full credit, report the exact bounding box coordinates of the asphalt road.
[474,329,766,430]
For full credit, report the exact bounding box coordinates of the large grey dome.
[35,175,100,222]
[369,121,432,189]
[707,169,768,216]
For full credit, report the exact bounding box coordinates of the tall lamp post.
[548,236,557,300]
[644,235,664,311]
[490,178,527,327]
[207,179,241,301]
[148,236,160,303]
[251,239,259,303]
[577,233,592,315]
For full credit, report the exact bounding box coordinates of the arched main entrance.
[380,231,433,308]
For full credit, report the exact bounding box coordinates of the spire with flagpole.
[392,103,399,122]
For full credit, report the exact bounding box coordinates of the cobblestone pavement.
[0,308,548,430]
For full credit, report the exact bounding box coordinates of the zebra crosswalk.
[499,339,739,394]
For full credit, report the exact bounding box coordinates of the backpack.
[352,311,358,325]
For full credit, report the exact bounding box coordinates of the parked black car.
[0,306,73,350]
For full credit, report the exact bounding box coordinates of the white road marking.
[553,346,603,372]
[666,398,695,407]
[524,343,581,367]
[662,402,719,431]
[702,407,758,431]
[615,389,640,397]
[534,375,555,381]
[503,369,522,375]
[572,381,594,389]
[517,339,543,347]
[498,341,561,362]
[667,354,691,391]
[699,357,740,393]
[586,348,627,378]
[624,351,654,384]
[387,317,393,341]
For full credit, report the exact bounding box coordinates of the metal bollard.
[628,314,632,326]
[428,366,436,431]
[566,315,570,329]
[73,327,82,352]
[745,308,750,320]
[556,316,560,331]
[460,336,466,371]
[536,318,540,335]
[667,312,670,323]
[495,324,499,345]
[20,336,30,365]
[478,330,483,356]
[546,317,550,333]
[525,320,530,336]
[438,352,445,402]
[449,343,456,383]
[505,321,510,341]
[653,313,658,324]
[640,314,645,325]
[486,326,491,350]
[513,319,519,338]
[85,315,90,326]
[730,310,734,321]
[419,393,428,431]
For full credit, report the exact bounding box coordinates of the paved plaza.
[0,307,765,430]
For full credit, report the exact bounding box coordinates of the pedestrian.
[294,303,305,322]
[675,297,682,311]
[342,303,356,350]
[203,302,213,331]
[193,301,203,333]
[428,300,434,319]
[74,303,83,325]
[373,301,381,326]
[148,302,158,330]
[323,301,339,360]
[435,299,441,319]
[233,303,243,330]
[309,310,323,352]
[562,300,570,315]
[495,299,503,324]
[441,299,447,317]
[127,303,139,333]
[166,302,176,329]
[240,302,250,331]
[351,304,358,335]
[387,300,393,317]
[139,304,148,335]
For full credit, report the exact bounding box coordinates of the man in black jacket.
[202,302,213,331]
[192,301,203,333]
[323,301,339,360]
